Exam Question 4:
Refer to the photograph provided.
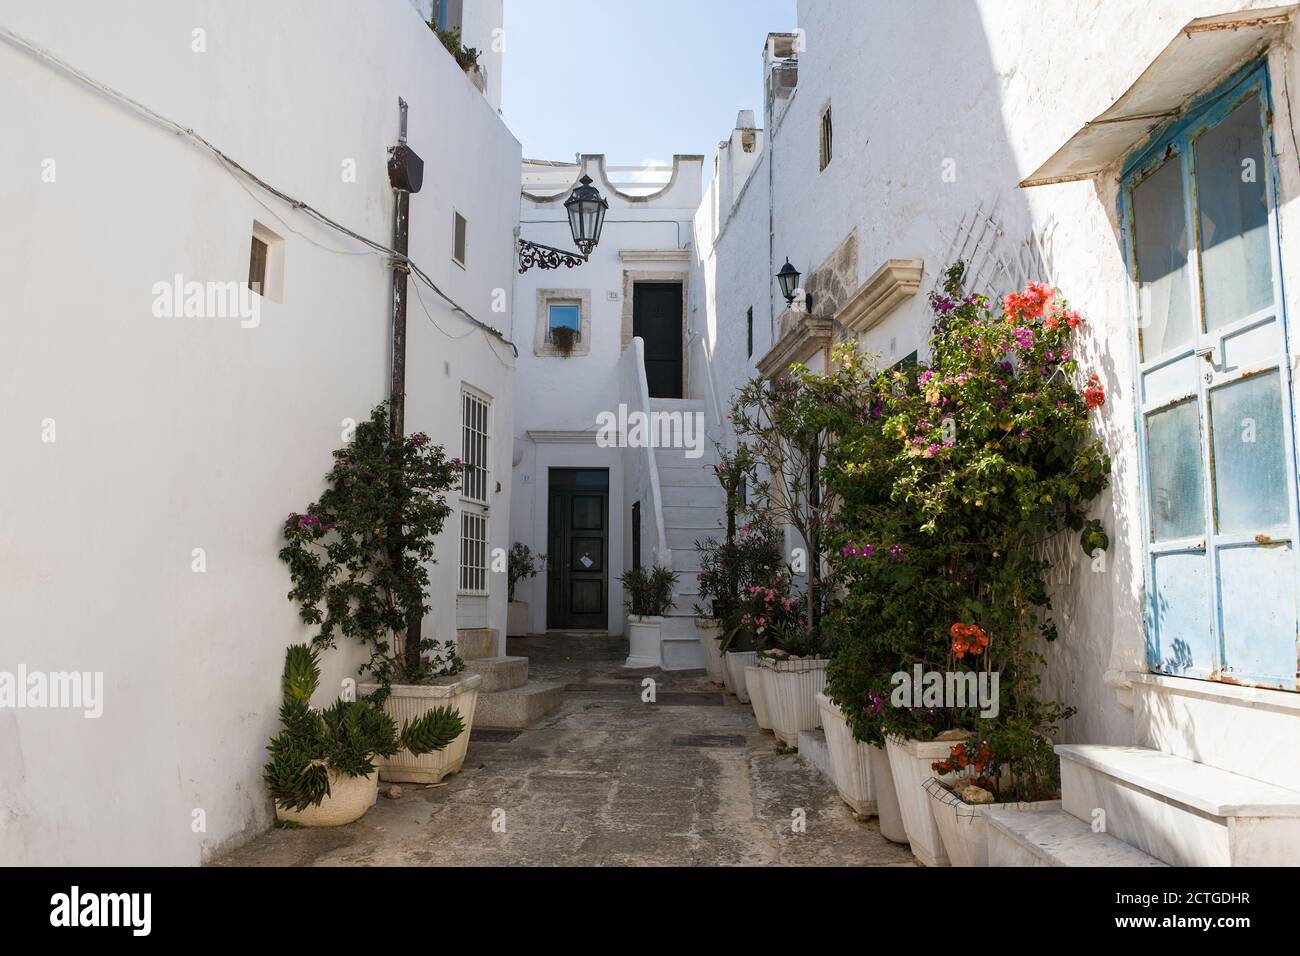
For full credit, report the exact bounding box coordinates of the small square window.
[819,106,833,171]
[452,211,467,267]
[547,302,581,342]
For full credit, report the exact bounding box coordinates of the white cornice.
[756,314,834,380]
[618,249,691,263]
[836,258,924,334]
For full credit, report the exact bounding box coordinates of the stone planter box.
[625,615,664,668]
[762,656,827,747]
[724,650,757,702]
[507,600,529,637]
[815,692,876,817]
[274,767,377,828]
[745,665,773,733]
[359,673,482,784]
[885,736,963,866]
[696,618,726,686]
[924,777,1059,867]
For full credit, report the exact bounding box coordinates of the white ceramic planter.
[816,692,877,817]
[696,618,726,686]
[359,673,482,784]
[744,665,773,732]
[724,650,756,702]
[275,767,377,828]
[762,657,828,746]
[625,615,664,668]
[869,742,909,843]
[885,736,964,866]
[925,778,1060,867]
[507,600,529,637]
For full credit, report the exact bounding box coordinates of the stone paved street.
[216,635,914,867]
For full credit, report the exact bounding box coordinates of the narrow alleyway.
[217,636,914,866]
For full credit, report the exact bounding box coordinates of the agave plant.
[263,644,464,812]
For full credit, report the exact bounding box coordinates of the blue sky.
[502,0,797,166]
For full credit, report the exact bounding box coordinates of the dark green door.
[547,469,609,630]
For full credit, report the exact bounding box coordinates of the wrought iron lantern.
[519,175,609,273]
[776,258,812,312]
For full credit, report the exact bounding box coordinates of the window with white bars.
[461,389,490,504]
[459,511,488,595]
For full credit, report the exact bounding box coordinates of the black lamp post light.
[776,257,813,313]
[518,174,609,273]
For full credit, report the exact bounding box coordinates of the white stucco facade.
[693,0,1300,754]
[0,0,519,865]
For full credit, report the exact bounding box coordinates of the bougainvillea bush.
[820,264,1111,800]
[279,403,465,688]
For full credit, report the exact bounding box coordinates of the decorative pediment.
[836,259,924,334]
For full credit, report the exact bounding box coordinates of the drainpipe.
[386,97,426,675]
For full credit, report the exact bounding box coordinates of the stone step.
[672,548,703,573]
[661,635,706,671]
[650,398,706,413]
[1057,744,1300,866]
[658,465,719,488]
[456,628,499,660]
[665,505,727,530]
[662,484,726,508]
[462,655,529,692]
[668,526,711,550]
[983,806,1167,867]
[474,682,565,730]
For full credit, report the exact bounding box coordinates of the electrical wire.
[0,22,519,356]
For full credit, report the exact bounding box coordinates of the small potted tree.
[264,645,463,827]
[281,403,483,786]
[507,542,545,637]
[620,565,678,668]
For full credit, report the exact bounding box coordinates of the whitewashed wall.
[0,0,519,865]
[695,0,1300,747]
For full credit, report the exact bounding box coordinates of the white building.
[0,0,518,865]
[509,154,719,668]
[692,0,1300,864]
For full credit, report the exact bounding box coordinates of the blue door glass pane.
[1134,158,1194,361]
[1218,543,1298,688]
[1145,400,1206,541]
[1150,551,1214,678]
[1195,93,1274,330]
[1210,370,1289,534]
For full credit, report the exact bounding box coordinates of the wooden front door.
[547,469,609,630]
[633,282,683,398]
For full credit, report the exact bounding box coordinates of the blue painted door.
[1126,63,1300,691]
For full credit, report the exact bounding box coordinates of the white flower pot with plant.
[885,735,966,867]
[724,650,756,702]
[762,655,828,746]
[507,542,545,637]
[265,645,465,827]
[279,404,482,791]
[924,776,1060,867]
[816,692,877,817]
[697,618,726,685]
[745,665,773,732]
[619,565,678,668]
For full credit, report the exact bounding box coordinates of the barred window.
[819,105,833,171]
[459,511,488,594]
[461,388,490,504]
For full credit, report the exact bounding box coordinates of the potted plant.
[507,542,545,637]
[263,645,463,827]
[620,564,678,668]
[280,402,484,785]
[731,371,839,746]
[549,325,578,357]
[818,266,1111,865]
[693,445,750,687]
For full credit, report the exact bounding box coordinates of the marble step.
[983,806,1167,867]
[474,682,565,730]
[665,505,727,530]
[462,655,529,692]
[662,484,726,508]
[658,464,720,488]
[1058,744,1300,866]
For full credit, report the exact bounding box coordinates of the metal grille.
[461,389,489,504]
[459,510,488,594]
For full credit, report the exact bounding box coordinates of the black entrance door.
[632,282,683,398]
[547,469,609,630]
